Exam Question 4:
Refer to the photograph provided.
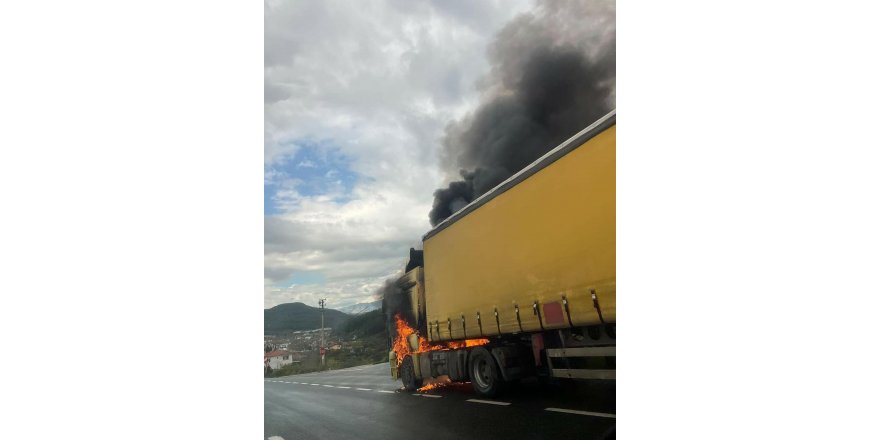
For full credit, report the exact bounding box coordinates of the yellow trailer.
[423,112,615,341]
[389,110,616,396]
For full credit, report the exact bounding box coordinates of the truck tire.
[400,356,423,391]
[468,347,505,397]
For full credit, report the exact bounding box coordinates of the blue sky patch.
[285,271,326,287]
[265,140,358,215]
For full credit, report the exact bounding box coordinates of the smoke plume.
[429,0,615,226]
[380,277,413,343]
[380,248,424,343]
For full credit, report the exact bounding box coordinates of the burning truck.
[385,110,616,397]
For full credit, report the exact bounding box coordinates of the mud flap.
[389,351,398,379]
[490,345,529,381]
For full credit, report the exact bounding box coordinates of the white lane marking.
[336,386,351,389]
[310,384,320,386]
[377,390,395,393]
[322,385,335,387]
[544,408,616,418]
[355,388,372,391]
[467,399,511,406]
[416,394,442,398]
[268,436,285,440]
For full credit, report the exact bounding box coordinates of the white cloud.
[264,0,534,308]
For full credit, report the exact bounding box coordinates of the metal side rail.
[547,347,616,380]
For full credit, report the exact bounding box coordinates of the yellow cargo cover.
[423,113,615,342]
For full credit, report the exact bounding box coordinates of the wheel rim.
[472,357,491,389]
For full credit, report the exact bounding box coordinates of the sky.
[263,0,612,310]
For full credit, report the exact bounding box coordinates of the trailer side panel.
[424,125,616,342]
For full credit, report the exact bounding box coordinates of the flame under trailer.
[389,110,616,397]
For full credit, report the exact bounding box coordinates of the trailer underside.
[394,324,615,397]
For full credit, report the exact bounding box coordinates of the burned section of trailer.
[388,110,617,397]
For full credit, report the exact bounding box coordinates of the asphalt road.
[265,362,616,440]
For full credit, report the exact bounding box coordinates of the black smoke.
[380,277,413,343]
[380,248,425,343]
[429,1,615,226]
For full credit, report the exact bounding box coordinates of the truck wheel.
[400,356,422,391]
[469,347,505,397]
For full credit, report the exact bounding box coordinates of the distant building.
[264,350,295,370]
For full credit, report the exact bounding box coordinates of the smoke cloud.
[380,277,413,343]
[380,248,425,343]
[429,0,615,226]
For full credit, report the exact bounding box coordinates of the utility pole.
[318,298,326,367]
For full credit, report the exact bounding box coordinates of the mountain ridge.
[264,302,350,335]
[336,300,382,315]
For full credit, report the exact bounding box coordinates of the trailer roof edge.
[423,109,616,242]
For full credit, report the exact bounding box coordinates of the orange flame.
[392,313,489,369]
[417,375,451,392]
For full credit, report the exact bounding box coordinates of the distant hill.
[264,302,350,335]
[341,309,385,337]
[337,300,382,315]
